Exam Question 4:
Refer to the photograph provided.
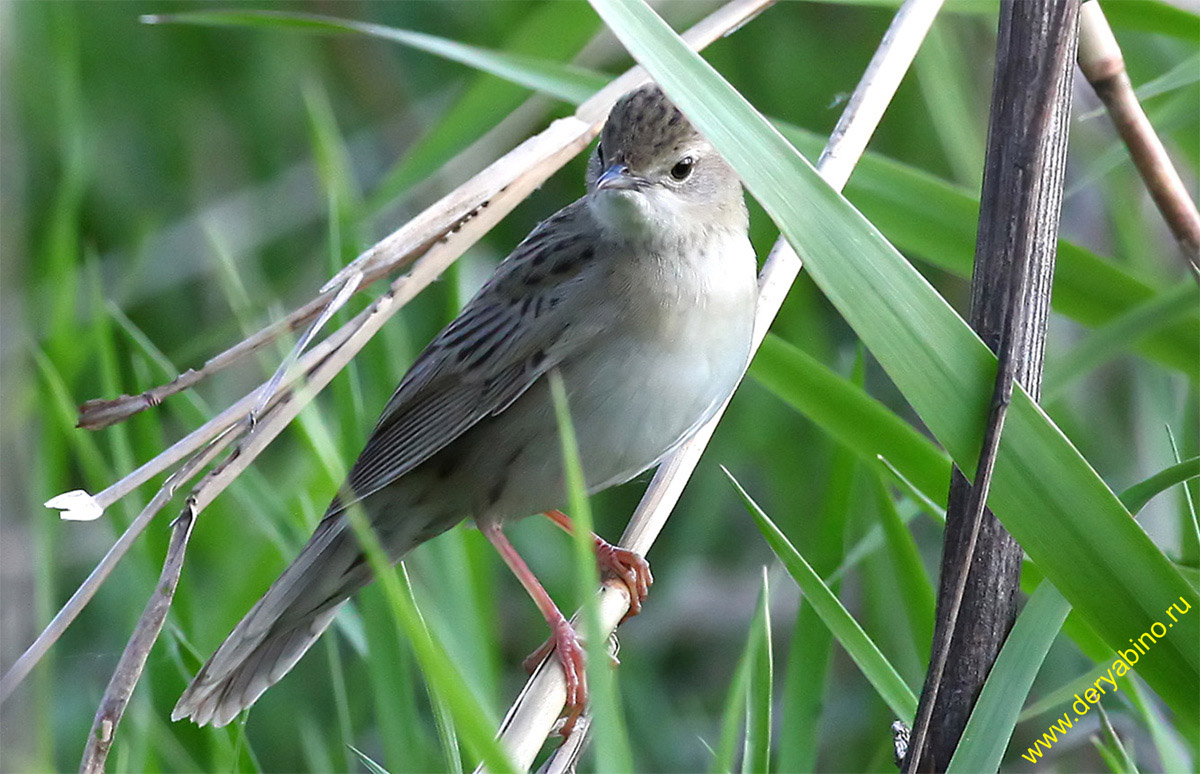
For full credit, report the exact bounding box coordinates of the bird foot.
[594,538,652,621]
[529,615,586,737]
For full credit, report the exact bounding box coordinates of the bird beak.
[596,164,644,191]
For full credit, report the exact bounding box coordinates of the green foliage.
[4,1,1197,771]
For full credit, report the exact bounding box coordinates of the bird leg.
[542,509,653,617]
[520,510,653,677]
[480,522,587,732]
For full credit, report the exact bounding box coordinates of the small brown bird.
[173,83,756,729]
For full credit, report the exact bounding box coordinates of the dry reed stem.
[486,0,945,768]
[75,0,767,432]
[0,423,241,702]
[5,0,776,739]
[1077,0,1200,267]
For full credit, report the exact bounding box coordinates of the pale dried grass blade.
[483,0,944,767]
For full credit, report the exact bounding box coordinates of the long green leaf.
[750,335,951,502]
[143,10,608,104]
[946,583,1071,773]
[173,10,1195,376]
[1045,281,1198,402]
[169,9,1197,376]
[948,462,1200,771]
[726,470,918,722]
[549,373,634,774]
[588,0,1198,723]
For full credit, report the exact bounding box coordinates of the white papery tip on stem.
[45,490,105,522]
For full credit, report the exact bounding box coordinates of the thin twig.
[0,422,242,702]
[74,0,754,432]
[483,0,945,768]
[904,1,1080,769]
[8,0,776,729]
[1077,0,1200,268]
[77,392,297,774]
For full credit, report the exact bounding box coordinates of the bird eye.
[670,156,694,181]
[596,142,605,165]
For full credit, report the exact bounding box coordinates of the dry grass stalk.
[1077,0,1200,267]
[75,0,772,433]
[485,0,945,769]
[2,0,778,754]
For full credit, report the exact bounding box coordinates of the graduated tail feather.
[172,514,409,727]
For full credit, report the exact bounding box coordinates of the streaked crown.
[585,84,746,232]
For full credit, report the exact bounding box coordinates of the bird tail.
[172,518,375,727]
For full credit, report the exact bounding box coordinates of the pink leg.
[480,523,587,730]
[542,509,653,617]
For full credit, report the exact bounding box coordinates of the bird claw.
[536,616,586,735]
[594,539,653,621]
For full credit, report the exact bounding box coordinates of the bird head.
[586,84,747,240]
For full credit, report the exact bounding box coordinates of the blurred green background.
[1,1,1197,771]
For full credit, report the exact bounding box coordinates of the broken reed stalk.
[1076,0,1200,268]
[0,422,242,702]
[0,0,775,748]
[905,0,1080,770]
[488,0,946,769]
[75,0,771,434]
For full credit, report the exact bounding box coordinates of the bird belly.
[456,232,756,522]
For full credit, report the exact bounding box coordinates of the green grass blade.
[712,627,753,774]
[1120,457,1200,517]
[341,502,516,774]
[946,582,1070,773]
[725,469,917,722]
[157,10,1196,376]
[779,443,857,773]
[549,372,634,774]
[771,123,1198,376]
[350,744,392,774]
[1127,676,1191,774]
[742,569,773,774]
[1045,281,1198,402]
[586,0,1198,724]
[949,464,1200,771]
[368,2,600,211]
[872,479,935,659]
[750,335,951,503]
[143,11,608,105]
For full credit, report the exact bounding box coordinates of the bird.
[172,83,758,730]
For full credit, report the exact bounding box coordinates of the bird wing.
[327,201,608,517]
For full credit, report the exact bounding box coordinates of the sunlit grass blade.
[724,469,917,722]
[340,502,516,774]
[142,11,608,105]
[586,0,1198,723]
[742,568,773,774]
[549,372,634,773]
